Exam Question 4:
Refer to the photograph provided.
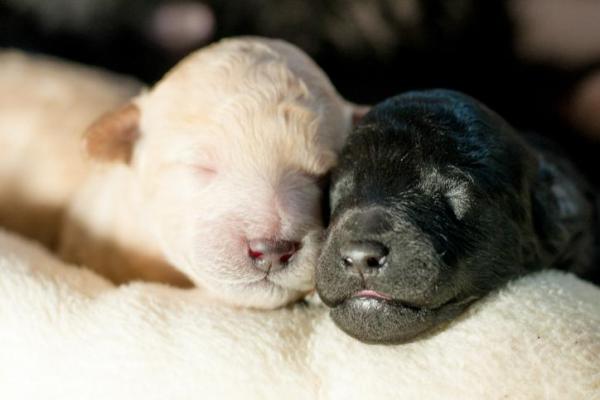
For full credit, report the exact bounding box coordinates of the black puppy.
[316,89,599,344]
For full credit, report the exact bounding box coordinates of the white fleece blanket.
[0,229,598,400]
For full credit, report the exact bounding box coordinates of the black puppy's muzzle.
[323,207,447,304]
[316,207,466,344]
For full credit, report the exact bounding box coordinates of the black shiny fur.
[316,89,599,344]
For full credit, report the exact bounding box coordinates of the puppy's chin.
[216,248,316,309]
[329,296,473,345]
[206,279,309,309]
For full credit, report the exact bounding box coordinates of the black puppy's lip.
[329,294,477,344]
[351,290,427,311]
[352,289,393,301]
[351,291,465,312]
[438,295,478,310]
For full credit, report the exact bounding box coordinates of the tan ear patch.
[84,103,140,163]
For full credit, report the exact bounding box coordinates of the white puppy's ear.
[84,102,140,163]
[351,104,370,126]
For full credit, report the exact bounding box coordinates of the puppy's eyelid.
[195,165,218,175]
[179,163,219,183]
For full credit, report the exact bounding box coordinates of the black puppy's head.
[316,90,543,344]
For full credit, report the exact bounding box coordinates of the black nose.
[340,241,388,275]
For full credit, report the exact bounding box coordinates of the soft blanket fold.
[0,229,599,400]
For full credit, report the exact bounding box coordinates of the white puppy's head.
[85,38,364,308]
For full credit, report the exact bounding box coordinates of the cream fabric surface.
[0,229,598,400]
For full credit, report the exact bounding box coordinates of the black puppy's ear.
[530,155,596,272]
[84,102,140,163]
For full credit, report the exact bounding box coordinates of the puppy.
[316,89,599,344]
[0,50,141,248]
[57,37,362,309]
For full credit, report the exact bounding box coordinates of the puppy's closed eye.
[445,182,471,220]
[159,162,219,188]
[174,148,219,184]
[193,164,218,184]
[193,163,218,175]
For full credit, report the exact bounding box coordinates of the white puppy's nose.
[247,239,300,272]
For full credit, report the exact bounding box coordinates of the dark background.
[1,0,598,185]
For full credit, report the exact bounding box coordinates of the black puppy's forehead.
[350,91,492,169]
[337,89,534,199]
[334,115,470,207]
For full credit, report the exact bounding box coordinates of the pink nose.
[248,239,300,272]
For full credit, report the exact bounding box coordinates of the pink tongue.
[354,290,392,301]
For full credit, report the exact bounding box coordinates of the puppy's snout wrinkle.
[340,241,388,275]
[248,239,299,272]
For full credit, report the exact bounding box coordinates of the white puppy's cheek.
[136,169,223,285]
[188,224,258,281]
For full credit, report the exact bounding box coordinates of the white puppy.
[56,37,362,309]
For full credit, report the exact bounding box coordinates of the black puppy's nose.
[340,241,388,275]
